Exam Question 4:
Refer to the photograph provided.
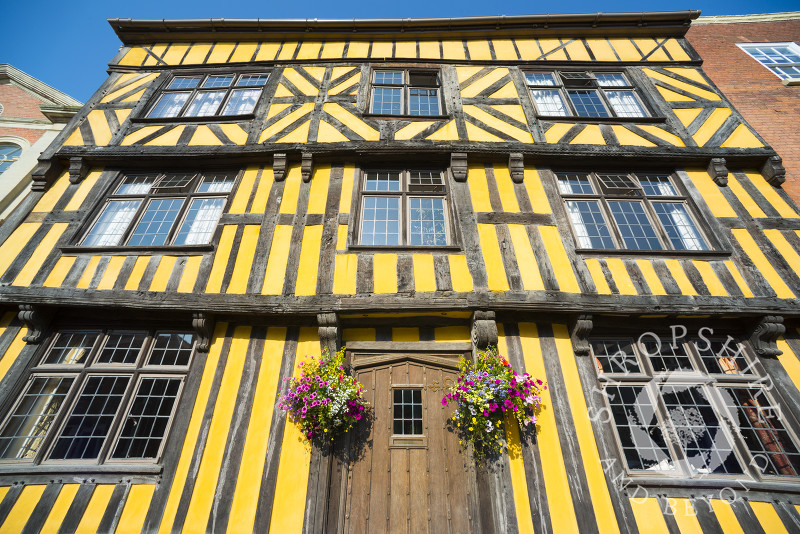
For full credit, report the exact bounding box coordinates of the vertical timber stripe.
[124,256,151,290]
[731,228,795,298]
[228,225,261,294]
[629,498,669,534]
[518,323,580,533]
[115,485,155,534]
[494,166,520,212]
[75,484,116,533]
[634,259,666,295]
[709,499,746,533]
[749,502,789,534]
[333,254,357,294]
[685,171,736,218]
[373,254,398,294]
[0,327,28,384]
[64,170,102,211]
[40,484,80,534]
[228,328,287,534]
[76,256,101,288]
[262,225,293,294]
[149,256,177,292]
[250,167,274,214]
[538,226,580,293]
[339,165,356,214]
[158,322,228,534]
[295,225,323,296]
[0,223,40,277]
[0,485,46,532]
[230,167,260,214]
[477,224,510,291]
[523,168,552,214]
[268,327,318,533]
[183,326,251,534]
[553,324,620,534]
[508,225,544,291]
[663,259,697,296]
[97,256,127,290]
[206,225,238,293]
[777,339,800,392]
[668,498,703,534]
[692,261,728,296]
[468,165,493,212]
[11,223,69,286]
[497,327,534,534]
[43,256,76,287]
[585,258,612,294]
[605,258,636,295]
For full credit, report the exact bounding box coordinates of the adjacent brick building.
[687,12,800,203]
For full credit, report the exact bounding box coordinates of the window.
[82,170,236,247]
[0,330,194,463]
[0,143,22,175]
[357,169,450,246]
[557,171,708,251]
[393,389,423,435]
[593,336,800,478]
[526,71,648,118]
[146,72,269,119]
[369,70,443,116]
[737,43,800,82]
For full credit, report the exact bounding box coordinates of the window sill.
[61,244,214,254]
[362,113,449,120]
[576,248,731,259]
[0,463,162,476]
[783,79,800,86]
[537,115,666,123]
[625,475,800,494]
[129,114,255,124]
[347,244,461,252]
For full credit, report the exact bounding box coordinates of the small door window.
[393,388,422,435]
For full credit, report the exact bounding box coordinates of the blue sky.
[3,0,798,102]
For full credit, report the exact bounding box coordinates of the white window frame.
[737,42,800,84]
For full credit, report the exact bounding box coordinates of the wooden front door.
[330,354,479,534]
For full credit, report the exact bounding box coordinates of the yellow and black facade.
[1,11,800,533]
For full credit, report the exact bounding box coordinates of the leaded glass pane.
[565,200,615,249]
[568,89,609,117]
[639,175,677,196]
[591,339,641,374]
[375,71,403,84]
[112,378,182,459]
[409,88,439,115]
[608,201,663,250]
[116,175,157,195]
[147,333,195,366]
[147,92,190,118]
[168,76,202,89]
[43,332,98,365]
[202,75,234,88]
[364,172,401,192]
[409,197,447,246]
[596,73,628,87]
[557,173,595,195]
[606,90,647,117]
[640,338,694,372]
[372,87,403,114]
[652,203,707,251]
[221,88,261,115]
[237,74,269,86]
[185,90,226,116]
[127,198,185,247]
[173,197,225,245]
[393,389,423,435]
[197,173,235,193]
[83,200,142,246]
[96,332,146,365]
[360,196,400,246]
[695,339,752,375]
[531,89,569,116]
[525,72,557,86]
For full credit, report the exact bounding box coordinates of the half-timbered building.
[1,11,800,533]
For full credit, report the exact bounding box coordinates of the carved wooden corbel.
[707,158,728,187]
[317,312,340,353]
[571,314,593,356]
[750,316,785,357]
[761,155,786,186]
[273,153,288,182]
[301,152,313,183]
[68,157,89,184]
[31,160,61,192]
[451,153,468,182]
[18,304,53,344]
[471,310,498,350]
[192,312,215,353]
[509,153,524,183]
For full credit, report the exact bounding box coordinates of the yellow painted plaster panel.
[668,499,702,534]
[466,40,492,60]
[320,42,345,59]
[218,123,249,145]
[277,42,298,61]
[328,73,360,96]
[685,170,736,217]
[205,225,237,293]
[419,41,440,59]
[461,68,508,98]
[322,103,379,141]
[523,167,551,214]
[635,259,666,295]
[394,121,435,141]
[750,502,789,534]
[249,167,273,215]
[777,339,800,392]
[282,68,319,96]
[488,81,518,99]
[101,73,157,102]
[449,255,473,292]
[262,225,293,295]
[657,85,696,102]
[394,41,416,58]
[764,229,800,279]
[177,256,202,293]
[65,170,102,211]
[124,256,152,291]
[182,43,212,64]
[570,124,605,145]
[143,44,168,67]
[43,256,76,288]
[317,120,350,143]
[629,498,669,534]
[456,66,483,84]
[505,407,534,534]
[342,328,376,342]
[633,38,659,58]
[148,256,176,292]
[539,39,567,60]
[259,103,314,142]
[393,327,419,342]
[122,88,146,103]
[230,167,259,214]
[76,256,101,289]
[370,41,392,58]
[692,261,728,296]
[636,124,685,146]
[728,175,766,218]
[230,42,257,62]
[279,166,302,214]
[277,121,310,143]
[508,224,544,291]
[585,258,612,294]
[693,108,732,146]
[62,127,84,146]
[227,225,260,294]
[265,103,291,122]
[412,254,436,293]
[492,39,518,60]
[0,222,39,277]
[425,120,460,141]
[115,485,155,534]
[297,42,322,60]
[434,326,470,342]
[332,254,357,294]
[336,224,348,251]
[75,484,115,534]
[467,165,493,212]
[721,124,763,148]
[709,500,746,534]
[514,39,540,60]
[294,225,323,296]
[477,224,510,292]
[745,171,799,218]
[96,256,127,290]
[118,47,147,66]
[33,171,69,213]
[565,39,591,60]
[162,44,189,64]
[488,104,528,126]
[663,259,697,296]
[0,485,47,532]
[0,327,27,384]
[144,125,185,146]
[114,108,132,125]
[723,260,754,298]
[373,254,398,293]
[157,322,227,534]
[465,121,505,143]
[664,40,691,61]
[605,258,637,295]
[586,38,617,61]
[339,165,356,214]
[188,125,223,146]
[227,328,287,534]
[608,38,642,61]
[442,40,467,60]
[41,484,79,534]
[611,125,656,147]
[665,68,710,86]
[645,69,721,100]
[544,123,572,144]
[307,165,331,214]
[346,41,370,58]
[494,166,520,212]
[539,225,581,293]
[733,228,795,298]
[121,125,162,146]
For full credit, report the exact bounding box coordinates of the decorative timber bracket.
[192,312,215,352]
[509,153,524,183]
[317,312,340,354]
[761,155,786,186]
[273,153,288,182]
[68,157,89,184]
[471,310,498,350]
[301,152,313,183]
[451,152,468,182]
[18,304,54,344]
[31,160,62,192]
[707,158,728,187]
[750,315,785,357]
[570,314,593,356]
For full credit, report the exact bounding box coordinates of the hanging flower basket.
[279,347,369,444]
[442,346,545,459]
